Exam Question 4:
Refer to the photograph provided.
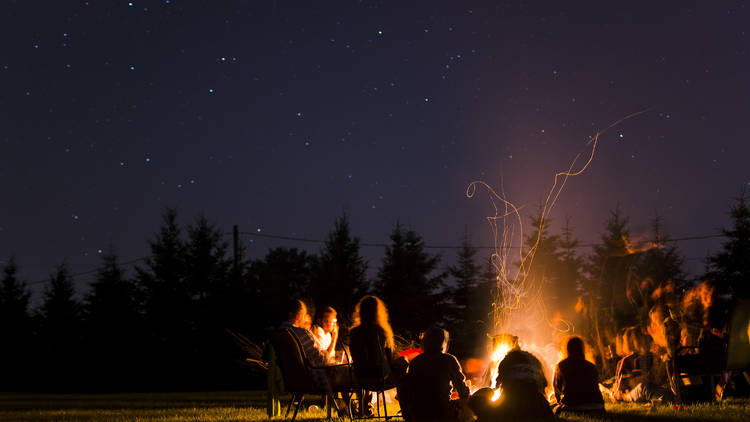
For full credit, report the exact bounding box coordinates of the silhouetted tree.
[183,215,235,386]
[585,207,635,376]
[184,215,232,301]
[135,207,191,388]
[0,257,32,390]
[446,231,482,355]
[521,207,565,312]
[84,249,142,390]
[310,213,368,319]
[633,216,683,281]
[558,216,584,312]
[374,221,444,338]
[36,263,83,390]
[249,247,315,330]
[707,192,750,299]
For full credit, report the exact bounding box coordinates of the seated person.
[612,329,673,403]
[349,295,407,384]
[469,349,553,421]
[279,299,350,393]
[311,306,340,363]
[349,295,407,416]
[399,326,470,421]
[552,336,605,416]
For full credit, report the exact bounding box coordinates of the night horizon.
[3,2,748,299]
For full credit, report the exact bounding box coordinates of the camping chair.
[674,299,750,402]
[266,327,354,421]
[348,331,398,420]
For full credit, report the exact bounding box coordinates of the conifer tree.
[135,208,191,387]
[446,231,482,354]
[84,249,142,389]
[184,214,232,301]
[37,263,83,390]
[521,207,564,311]
[0,257,32,389]
[374,221,444,337]
[707,192,750,299]
[633,215,685,289]
[249,247,315,330]
[310,213,368,318]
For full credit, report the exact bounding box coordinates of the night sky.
[2,1,749,299]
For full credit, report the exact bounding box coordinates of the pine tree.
[585,207,637,376]
[708,192,750,299]
[250,247,315,329]
[521,207,564,311]
[586,207,634,315]
[184,214,231,301]
[84,249,142,389]
[558,216,584,311]
[633,215,685,289]
[374,221,444,337]
[0,257,32,389]
[310,213,368,318]
[135,208,191,388]
[37,263,83,390]
[136,208,189,335]
[446,231,482,355]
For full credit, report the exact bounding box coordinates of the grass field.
[1,391,749,421]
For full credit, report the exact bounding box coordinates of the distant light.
[97,249,103,254]
[63,32,68,37]
[119,161,125,166]
[129,65,135,70]
[208,88,215,93]
[378,30,383,35]
[145,157,151,162]
[128,2,133,6]
[73,214,79,220]
[256,228,261,232]
[33,44,39,49]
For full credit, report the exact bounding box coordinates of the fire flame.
[468,110,649,407]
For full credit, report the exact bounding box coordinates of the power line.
[238,231,726,250]
[25,257,146,286]
[13,231,727,287]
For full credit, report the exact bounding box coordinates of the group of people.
[276,295,610,421]
[599,279,731,404]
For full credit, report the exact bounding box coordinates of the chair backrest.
[727,299,750,370]
[349,325,390,382]
[266,328,317,392]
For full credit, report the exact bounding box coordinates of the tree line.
[1,193,749,392]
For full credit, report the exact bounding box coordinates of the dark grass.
[1,391,749,421]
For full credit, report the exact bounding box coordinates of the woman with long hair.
[351,295,395,351]
[349,295,405,416]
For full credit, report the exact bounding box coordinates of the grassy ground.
[1,391,749,421]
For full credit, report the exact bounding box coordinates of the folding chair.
[348,330,398,420]
[266,327,353,421]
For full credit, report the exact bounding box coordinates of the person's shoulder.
[441,352,461,364]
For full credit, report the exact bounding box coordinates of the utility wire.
[238,231,726,250]
[16,231,727,287]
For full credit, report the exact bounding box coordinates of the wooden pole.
[233,224,240,276]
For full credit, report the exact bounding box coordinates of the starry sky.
[2,1,749,299]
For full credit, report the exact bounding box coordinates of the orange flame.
[622,234,663,255]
